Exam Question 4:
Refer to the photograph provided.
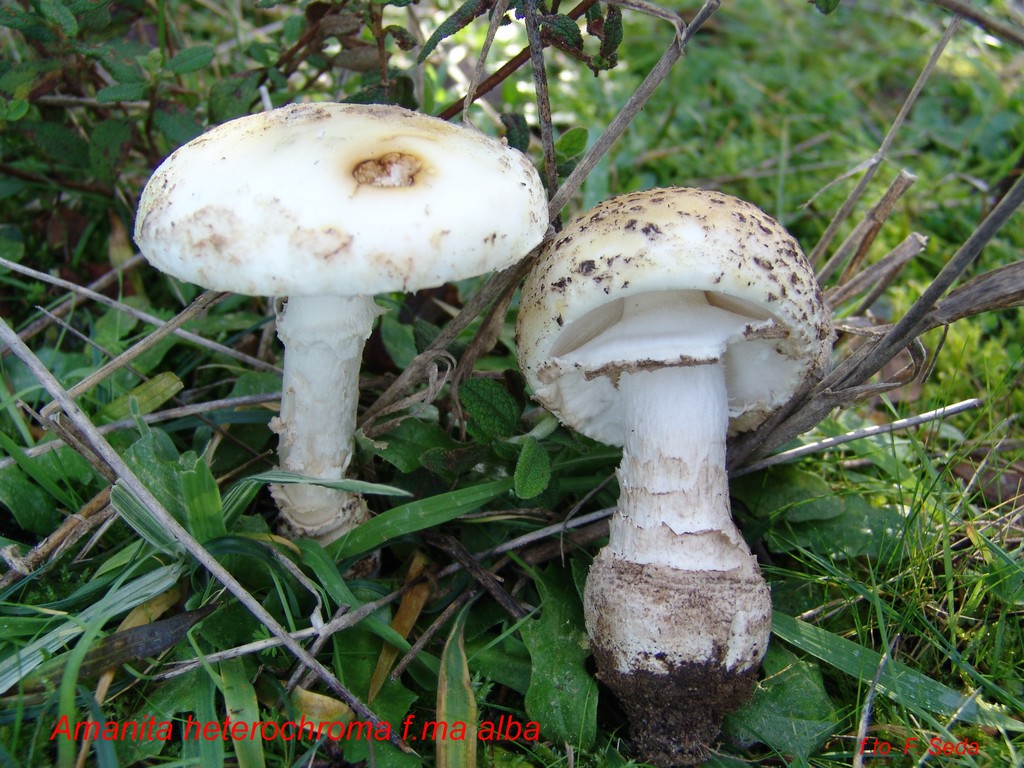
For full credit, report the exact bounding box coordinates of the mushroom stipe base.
[585,556,771,767]
[593,655,759,767]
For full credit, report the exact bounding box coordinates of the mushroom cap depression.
[516,187,834,445]
[135,103,548,296]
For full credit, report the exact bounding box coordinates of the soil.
[592,649,758,766]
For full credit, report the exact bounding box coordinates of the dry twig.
[807,17,960,266]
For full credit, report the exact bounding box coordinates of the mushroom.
[515,187,833,765]
[135,102,547,542]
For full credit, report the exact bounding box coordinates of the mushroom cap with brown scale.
[516,186,833,446]
[135,102,548,298]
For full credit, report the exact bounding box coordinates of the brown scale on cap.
[352,152,422,187]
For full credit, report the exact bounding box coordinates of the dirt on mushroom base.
[593,652,758,766]
[585,556,770,767]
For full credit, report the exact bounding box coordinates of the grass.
[1,0,1023,766]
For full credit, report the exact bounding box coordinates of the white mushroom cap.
[516,187,833,445]
[134,102,548,296]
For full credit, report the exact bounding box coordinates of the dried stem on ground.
[807,17,960,266]
[0,255,279,373]
[925,0,1024,47]
[728,13,1024,470]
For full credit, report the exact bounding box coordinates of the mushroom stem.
[584,361,771,766]
[612,362,751,572]
[269,294,382,541]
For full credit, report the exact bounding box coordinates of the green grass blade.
[233,469,411,497]
[219,658,265,768]
[330,478,513,559]
[0,563,185,693]
[221,470,412,527]
[294,541,418,655]
[83,695,122,768]
[96,371,183,423]
[772,611,1024,731]
[436,604,476,768]
[180,463,226,543]
[110,481,184,554]
[0,430,71,507]
[189,670,224,767]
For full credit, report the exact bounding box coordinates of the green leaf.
[375,418,458,473]
[118,670,201,764]
[379,311,418,369]
[0,430,72,508]
[466,636,532,695]
[0,5,47,34]
[412,317,442,353]
[0,226,25,263]
[737,465,904,561]
[500,113,530,154]
[514,437,551,499]
[772,612,1024,731]
[437,605,477,767]
[95,82,147,103]
[221,478,263,528]
[732,466,842,523]
[15,119,89,167]
[812,0,841,14]
[459,378,520,442]
[181,462,227,543]
[96,371,183,423]
[330,478,513,559]
[1,97,30,121]
[38,0,78,37]
[722,644,837,758]
[311,574,419,767]
[344,74,418,109]
[166,45,214,74]
[418,0,484,62]
[88,118,134,181]
[521,565,597,748]
[982,555,1024,607]
[220,658,266,768]
[118,430,234,547]
[555,126,588,161]
[0,463,59,535]
[121,427,188,523]
[85,40,148,83]
[0,61,59,98]
[154,105,204,146]
[93,303,140,351]
[420,444,487,480]
[781,496,905,561]
[598,5,623,62]
[189,672,225,765]
[294,541,417,654]
[209,71,261,123]
[541,14,584,49]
